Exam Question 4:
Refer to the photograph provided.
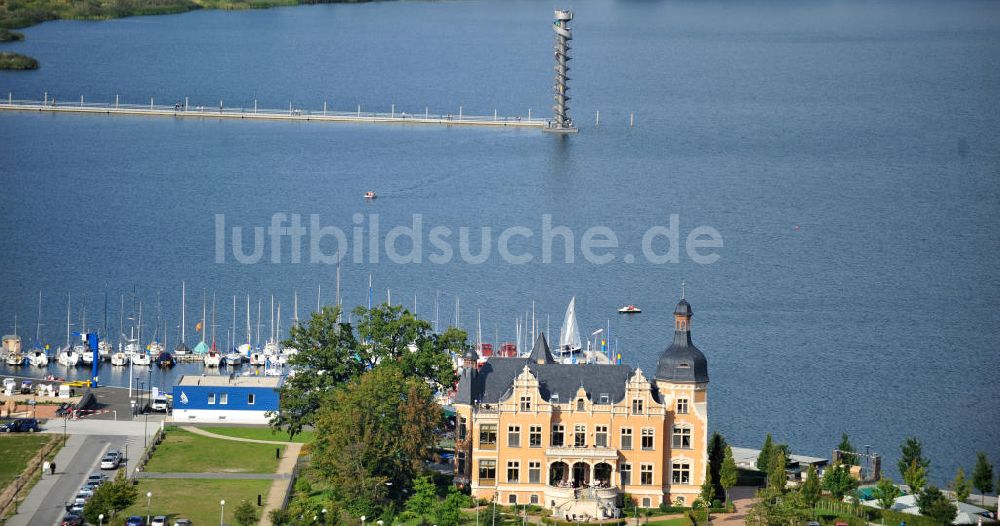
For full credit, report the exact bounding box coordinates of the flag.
[195,321,203,333]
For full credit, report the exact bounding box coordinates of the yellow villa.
[453,296,710,520]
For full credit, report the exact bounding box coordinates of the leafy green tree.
[823,462,857,500]
[699,466,716,505]
[436,485,466,526]
[872,477,901,509]
[273,305,362,438]
[951,467,972,503]
[972,452,994,506]
[800,465,821,507]
[904,459,928,496]
[707,432,727,501]
[82,472,138,525]
[352,304,461,390]
[768,446,788,493]
[268,508,291,526]
[406,475,438,517]
[837,433,857,466]
[234,499,259,526]
[312,367,442,516]
[917,486,957,524]
[719,445,739,504]
[757,433,774,472]
[746,486,811,526]
[899,437,930,479]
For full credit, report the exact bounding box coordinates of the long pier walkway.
[0,96,548,129]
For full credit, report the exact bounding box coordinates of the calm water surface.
[0,0,998,483]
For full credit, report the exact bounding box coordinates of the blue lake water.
[1,0,999,484]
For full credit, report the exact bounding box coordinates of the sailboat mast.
[335,259,341,322]
[293,290,298,328]
[246,295,251,346]
[181,281,186,344]
[35,291,42,344]
[232,295,237,351]
[137,301,143,348]
[211,291,217,346]
[119,294,124,349]
[269,295,275,343]
[255,298,262,347]
[201,289,207,343]
[276,302,282,342]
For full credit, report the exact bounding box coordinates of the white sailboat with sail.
[557,297,583,360]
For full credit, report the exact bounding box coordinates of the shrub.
[0,52,38,70]
[0,29,25,41]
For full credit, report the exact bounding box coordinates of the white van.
[151,395,169,412]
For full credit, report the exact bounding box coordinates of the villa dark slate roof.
[454,332,639,405]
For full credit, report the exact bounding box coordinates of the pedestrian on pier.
[43,461,50,477]
[50,461,56,475]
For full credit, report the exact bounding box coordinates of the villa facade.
[453,297,710,520]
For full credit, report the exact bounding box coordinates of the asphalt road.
[28,435,126,526]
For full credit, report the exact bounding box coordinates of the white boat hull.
[110,353,129,366]
[224,353,242,366]
[58,350,80,367]
[29,352,49,367]
[6,354,24,366]
[131,353,151,366]
[204,353,222,367]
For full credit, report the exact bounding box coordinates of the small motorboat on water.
[28,349,49,367]
[155,351,175,368]
[110,351,129,366]
[5,351,24,366]
[618,304,642,314]
[224,351,243,367]
[98,341,113,361]
[203,349,222,368]
[81,347,94,365]
[130,351,151,366]
[57,346,80,367]
[364,191,377,200]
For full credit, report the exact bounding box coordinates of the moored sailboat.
[557,297,583,358]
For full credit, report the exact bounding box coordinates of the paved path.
[137,472,288,480]
[709,486,756,526]
[179,426,302,526]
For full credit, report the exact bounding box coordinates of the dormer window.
[551,393,560,403]
[576,399,585,411]
[599,393,610,404]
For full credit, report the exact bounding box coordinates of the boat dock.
[0,95,548,129]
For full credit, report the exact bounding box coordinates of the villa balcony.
[545,446,618,460]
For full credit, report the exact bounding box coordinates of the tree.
[822,462,857,500]
[972,452,994,506]
[234,500,259,526]
[746,486,811,526]
[871,477,901,510]
[951,467,972,503]
[899,437,930,479]
[272,305,362,438]
[312,367,442,515]
[82,472,138,525]
[352,304,462,390]
[800,465,821,507]
[757,433,774,472]
[917,486,957,524]
[903,459,928,496]
[406,475,438,517]
[268,508,291,526]
[707,432,728,502]
[436,485,467,526]
[837,433,857,466]
[719,445,739,505]
[699,466,716,505]
[768,446,788,493]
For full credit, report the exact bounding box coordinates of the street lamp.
[146,491,152,525]
[220,499,226,526]
[361,515,367,526]
[321,508,327,524]
[99,513,104,526]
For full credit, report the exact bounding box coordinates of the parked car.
[68,503,85,515]
[86,473,107,485]
[60,514,83,526]
[0,418,40,433]
[152,516,168,526]
[77,487,94,498]
[100,450,121,469]
[19,380,32,394]
[125,516,145,526]
[173,520,192,526]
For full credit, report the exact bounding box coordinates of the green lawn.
[201,426,314,444]
[119,478,272,526]
[144,428,284,473]
[0,435,54,487]
[645,519,690,526]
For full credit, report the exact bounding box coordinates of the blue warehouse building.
[172,375,283,424]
